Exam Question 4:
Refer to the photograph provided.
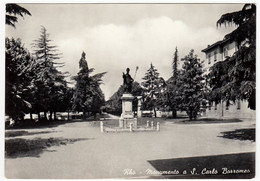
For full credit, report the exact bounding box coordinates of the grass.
[5,137,92,158]
[148,152,255,179]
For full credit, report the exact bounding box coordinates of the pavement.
[5,116,255,179]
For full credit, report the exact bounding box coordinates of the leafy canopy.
[141,63,165,117]
[177,50,206,120]
[6,4,31,28]
[72,51,106,116]
[208,4,256,109]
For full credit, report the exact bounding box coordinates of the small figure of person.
[123,68,133,93]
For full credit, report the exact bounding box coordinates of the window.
[214,51,217,62]
[237,100,241,110]
[223,47,229,58]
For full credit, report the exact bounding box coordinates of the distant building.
[201,39,255,119]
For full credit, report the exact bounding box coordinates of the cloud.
[5,15,225,100]
[56,16,225,99]
[5,3,240,101]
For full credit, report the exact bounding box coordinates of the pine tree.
[141,63,165,117]
[6,3,31,28]
[208,4,256,109]
[156,47,180,118]
[177,50,206,120]
[32,26,68,120]
[72,51,106,119]
[169,47,179,117]
[172,47,178,78]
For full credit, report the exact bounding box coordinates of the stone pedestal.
[119,93,137,128]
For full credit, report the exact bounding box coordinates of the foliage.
[72,51,106,118]
[172,47,179,78]
[6,3,31,28]
[177,50,206,120]
[208,4,256,109]
[158,47,180,118]
[141,63,166,117]
[6,27,70,123]
[31,26,69,120]
[5,38,34,121]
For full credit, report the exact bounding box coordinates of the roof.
[201,38,230,53]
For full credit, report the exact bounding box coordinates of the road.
[5,117,255,179]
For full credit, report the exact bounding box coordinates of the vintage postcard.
[3,1,257,179]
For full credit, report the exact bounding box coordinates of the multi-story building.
[201,39,255,120]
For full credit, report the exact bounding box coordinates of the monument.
[100,67,160,132]
[119,68,137,128]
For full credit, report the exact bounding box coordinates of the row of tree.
[6,3,256,122]
[6,25,106,123]
[158,49,206,120]
[105,48,206,120]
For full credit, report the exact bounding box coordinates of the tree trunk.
[38,112,40,121]
[153,108,157,118]
[49,111,53,121]
[172,108,177,118]
[194,114,197,121]
[188,108,193,121]
[30,112,33,121]
[192,110,197,120]
[189,113,193,121]
[83,110,86,120]
[67,110,70,120]
[44,111,47,120]
[54,112,57,120]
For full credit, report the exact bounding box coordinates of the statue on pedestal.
[120,68,137,128]
[122,68,133,93]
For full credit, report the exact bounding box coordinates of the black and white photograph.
[2,1,257,179]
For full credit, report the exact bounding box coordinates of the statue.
[122,68,133,93]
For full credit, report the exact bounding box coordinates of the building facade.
[201,39,255,120]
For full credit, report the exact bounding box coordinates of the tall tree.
[177,50,206,121]
[169,47,179,117]
[32,26,68,120]
[208,4,256,109]
[141,63,165,117]
[172,47,178,78]
[6,4,31,28]
[5,38,34,122]
[157,47,180,118]
[72,51,106,119]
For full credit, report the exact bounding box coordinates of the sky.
[5,3,243,100]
